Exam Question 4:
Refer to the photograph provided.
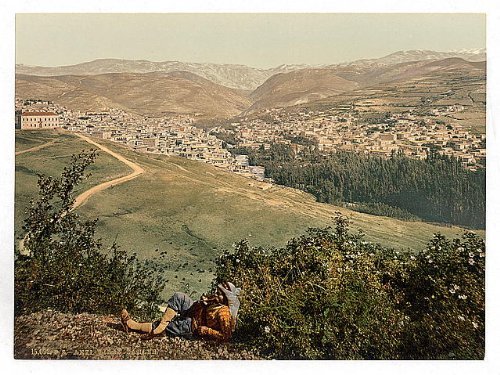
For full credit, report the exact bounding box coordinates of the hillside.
[248,68,359,112]
[15,71,251,118]
[341,48,486,66]
[16,55,486,118]
[15,49,485,90]
[349,57,486,85]
[14,130,132,245]
[271,58,486,134]
[16,58,310,91]
[245,57,485,114]
[15,131,484,298]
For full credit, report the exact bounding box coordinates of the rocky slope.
[15,71,251,118]
[16,59,310,91]
[14,310,261,360]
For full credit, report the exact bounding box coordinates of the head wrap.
[218,282,241,331]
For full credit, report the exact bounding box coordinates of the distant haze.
[16,13,485,69]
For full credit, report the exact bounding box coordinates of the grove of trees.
[242,144,485,229]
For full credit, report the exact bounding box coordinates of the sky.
[16,13,486,68]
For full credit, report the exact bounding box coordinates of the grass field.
[15,130,131,243]
[15,131,60,153]
[15,130,485,298]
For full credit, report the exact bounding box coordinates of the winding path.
[71,133,144,209]
[18,132,145,254]
[15,139,58,156]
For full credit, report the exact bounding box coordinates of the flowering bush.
[214,215,485,359]
[401,232,485,359]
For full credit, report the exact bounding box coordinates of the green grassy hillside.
[15,130,485,298]
[15,130,131,244]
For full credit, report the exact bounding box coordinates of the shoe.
[120,309,130,334]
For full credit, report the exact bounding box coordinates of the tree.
[15,150,166,319]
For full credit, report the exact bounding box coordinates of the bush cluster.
[15,152,485,359]
[15,151,166,320]
[214,215,485,359]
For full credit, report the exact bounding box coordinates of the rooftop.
[22,111,57,116]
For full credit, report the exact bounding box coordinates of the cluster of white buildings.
[15,97,486,172]
[14,99,267,181]
[221,106,486,170]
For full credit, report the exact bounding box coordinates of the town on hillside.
[15,96,486,180]
[222,104,485,171]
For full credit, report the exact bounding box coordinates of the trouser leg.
[151,292,194,336]
[121,309,153,333]
[152,307,177,335]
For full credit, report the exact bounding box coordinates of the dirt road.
[72,133,144,209]
[15,139,58,156]
[18,133,144,254]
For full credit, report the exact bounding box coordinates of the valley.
[15,49,487,298]
[11,11,491,361]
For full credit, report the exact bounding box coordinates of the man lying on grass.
[121,282,241,342]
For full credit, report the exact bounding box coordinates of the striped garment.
[192,303,233,341]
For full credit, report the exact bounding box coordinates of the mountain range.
[16,71,251,117]
[339,48,486,67]
[16,59,310,91]
[15,49,486,118]
[16,49,485,90]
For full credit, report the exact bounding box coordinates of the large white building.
[16,111,60,130]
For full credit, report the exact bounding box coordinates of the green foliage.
[15,151,166,320]
[246,144,485,229]
[210,131,239,146]
[214,215,485,359]
[401,232,485,359]
[283,134,318,146]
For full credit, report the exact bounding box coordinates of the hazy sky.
[16,13,486,68]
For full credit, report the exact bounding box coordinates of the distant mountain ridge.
[338,48,486,67]
[15,50,486,117]
[16,49,485,91]
[15,71,251,118]
[247,57,485,113]
[16,59,311,91]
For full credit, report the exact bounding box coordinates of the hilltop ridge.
[15,55,485,118]
[15,71,251,118]
[16,48,485,91]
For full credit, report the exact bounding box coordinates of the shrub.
[15,151,166,320]
[214,215,485,359]
[215,216,407,359]
[401,232,485,359]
